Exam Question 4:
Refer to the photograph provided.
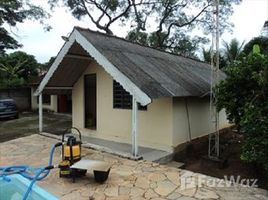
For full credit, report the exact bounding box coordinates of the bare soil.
[174,128,268,190]
[0,112,71,143]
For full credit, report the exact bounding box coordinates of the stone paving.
[1,134,268,200]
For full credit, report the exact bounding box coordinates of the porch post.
[39,93,43,133]
[132,97,138,157]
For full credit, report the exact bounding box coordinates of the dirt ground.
[174,129,268,190]
[0,112,71,143]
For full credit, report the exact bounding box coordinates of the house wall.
[31,88,58,112]
[172,97,229,148]
[72,61,174,152]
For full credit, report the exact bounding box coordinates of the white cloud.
[222,0,267,43]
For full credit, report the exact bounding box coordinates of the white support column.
[39,93,43,133]
[131,97,138,157]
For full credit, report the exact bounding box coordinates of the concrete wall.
[72,61,174,152]
[172,97,229,148]
[31,88,58,112]
[0,88,31,111]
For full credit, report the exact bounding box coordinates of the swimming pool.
[0,174,58,200]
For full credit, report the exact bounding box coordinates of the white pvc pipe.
[39,93,43,133]
[132,97,138,157]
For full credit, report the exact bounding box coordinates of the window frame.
[113,80,147,111]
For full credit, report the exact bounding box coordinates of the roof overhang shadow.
[44,42,92,93]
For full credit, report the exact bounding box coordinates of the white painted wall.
[31,87,58,112]
[71,61,230,152]
[72,61,174,152]
[172,97,229,148]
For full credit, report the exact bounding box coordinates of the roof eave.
[34,28,151,106]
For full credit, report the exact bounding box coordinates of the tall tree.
[243,36,268,56]
[48,0,135,35]
[202,47,212,63]
[215,46,268,173]
[126,29,208,58]
[201,47,227,68]
[0,0,49,53]
[48,0,241,56]
[0,59,25,88]
[0,51,40,88]
[222,38,245,66]
[39,56,55,74]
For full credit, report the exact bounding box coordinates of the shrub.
[241,101,268,171]
[216,48,268,173]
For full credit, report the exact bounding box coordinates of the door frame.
[84,74,97,129]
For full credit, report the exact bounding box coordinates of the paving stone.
[93,183,107,192]
[80,188,94,197]
[177,187,197,197]
[116,168,133,176]
[167,192,182,199]
[148,173,166,182]
[154,180,177,197]
[194,187,218,199]
[61,190,87,200]
[176,197,196,200]
[144,188,159,199]
[106,195,130,200]
[1,135,267,200]
[165,171,181,186]
[132,196,146,200]
[119,186,131,195]
[152,163,160,167]
[104,186,119,197]
[150,182,158,189]
[92,192,106,200]
[135,176,150,189]
[194,187,219,199]
[130,187,145,198]
[142,167,157,172]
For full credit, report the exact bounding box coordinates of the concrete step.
[142,150,173,163]
[165,161,185,169]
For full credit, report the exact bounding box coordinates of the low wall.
[0,87,31,111]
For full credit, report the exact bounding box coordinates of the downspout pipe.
[185,98,192,142]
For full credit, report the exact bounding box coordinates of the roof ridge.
[74,26,209,65]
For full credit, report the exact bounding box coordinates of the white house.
[35,27,229,155]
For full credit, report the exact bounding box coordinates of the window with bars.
[113,80,147,110]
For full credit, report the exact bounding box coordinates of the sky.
[8,0,268,63]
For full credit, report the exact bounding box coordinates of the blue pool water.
[0,174,58,200]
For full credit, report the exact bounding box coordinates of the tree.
[216,47,268,173]
[48,0,241,55]
[243,36,268,56]
[48,0,135,35]
[0,58,25,88]
[222,38,245,66]
[201,47,227,68]
[215,53,264,126]
[39,56,55,74]
[0,51,40,88]
[0,0,49,53]
[201,48,212,63]
[126,29,207,58]
[241,99,268,172]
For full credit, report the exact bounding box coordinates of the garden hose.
[0,142,62,200]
